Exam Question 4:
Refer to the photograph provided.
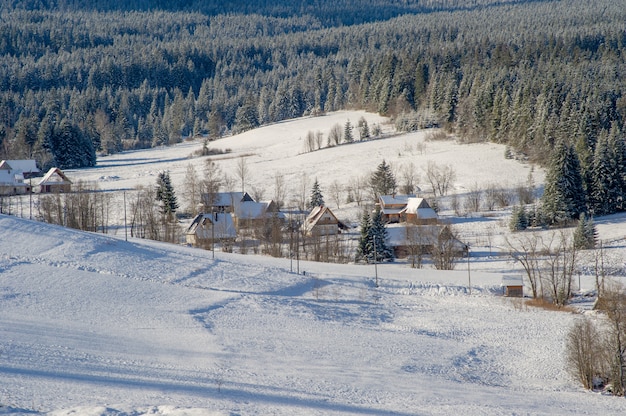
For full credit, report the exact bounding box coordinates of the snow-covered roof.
[401,198,437,219]
[501,275,524,287]
[209,191,253,208]
[385,223,440,246]
[186,212,237,239]
[2,159,39,174]
[379,194,416,207]
[235,200,267,220]
[38,167,72,185]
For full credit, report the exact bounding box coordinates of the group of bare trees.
[567,281,626,395]
[38,181,111,233]
[506,231,580,306]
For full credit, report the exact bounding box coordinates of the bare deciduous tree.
[425,161,456,197]
[328,180,343,209]
[236,156,249,192]
[464,183,482,213]
[274,173,286,209]
[201,159,222,209]
[328,123,342,146]
[566,317,603,390]
[506,233,542,299]
[183,163,201,215]
[400,162,419,195]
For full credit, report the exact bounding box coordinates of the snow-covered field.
[2,111,626,415]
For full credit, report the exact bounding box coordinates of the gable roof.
[304,205,347,230]
[400,198,437,219]
[2,160,39,174]
[38,167,72,185]
[186,212,237,239]
[379,194,416,207]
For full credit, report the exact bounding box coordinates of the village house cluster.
[0,159,72,195]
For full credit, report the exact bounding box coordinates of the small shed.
[502,275,524,297]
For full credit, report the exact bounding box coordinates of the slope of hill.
[3,112,626,414]
[2,214,626,415]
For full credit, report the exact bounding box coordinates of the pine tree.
[541,140,586,225]
[156,171,179,218]
[309,178,324,208]
[369,159,397,199]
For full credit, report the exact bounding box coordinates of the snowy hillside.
[2,112,626,415]
[2,214,626,415]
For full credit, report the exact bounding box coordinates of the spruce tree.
[509,205,528,231]
[309,178,325,208]
[573,213,597,250]
[369,159,397,199]
[344,119,354,143]
[541,140,586,225]
[356,210,371,262]
[366,210,394,262]
[156,171,179,218]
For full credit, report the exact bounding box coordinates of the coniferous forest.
[1,0,626,212]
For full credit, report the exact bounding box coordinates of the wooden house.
[386,223,466,259]
[303,205,346,236]
[36,168,72,193]
[185,212,237,247]
[378,194,415,223]
[502,275,524,297]
[401,197,438,225]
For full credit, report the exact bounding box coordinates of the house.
[400,197,438,225]
[303,205,346,236]
[378,194,415,223]
[201,191,254,213]
[37,167,72,193]
[185,212,237,247]
[0,160,32,195]
[1,160,40,178]
[234,199,286,229]
[385,223,466,259]
[502,275,524,297]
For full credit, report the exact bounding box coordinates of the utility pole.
[123,191,128,241]
[374,235,379,287]
[467,245,471,295]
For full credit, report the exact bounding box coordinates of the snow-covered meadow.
[2,111,626,415]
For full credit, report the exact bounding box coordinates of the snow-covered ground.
[2,111,626,415]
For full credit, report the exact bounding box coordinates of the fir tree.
[309,178,325,208]
[541,140,586,225]
[156,170,179,218]
[369,159,397,199]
